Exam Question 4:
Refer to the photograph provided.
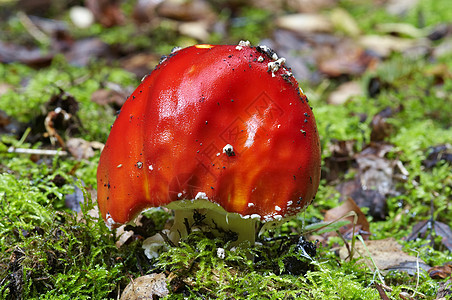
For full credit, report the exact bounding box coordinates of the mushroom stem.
[166,199,258,246]
[142,199,259,259]
[170,208,257,245]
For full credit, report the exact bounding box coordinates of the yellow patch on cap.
[195,44,214,49]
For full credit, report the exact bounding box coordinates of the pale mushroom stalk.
[166,199,258,245]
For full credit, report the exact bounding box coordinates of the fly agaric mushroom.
[97,41,321,256]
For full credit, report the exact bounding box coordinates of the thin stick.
[7,147,68,156]
[17,11,50,45]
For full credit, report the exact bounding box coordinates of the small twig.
[17,11,50,45]
[7,147,68,156]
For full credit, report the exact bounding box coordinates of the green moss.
[0,57,137,141]
[340,0,452,32]
[228,7,274,45]
[2,0,452,298]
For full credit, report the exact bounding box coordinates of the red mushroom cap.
[97,42,321,228]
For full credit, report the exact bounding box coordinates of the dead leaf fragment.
[318,43,375,77]
[156,0,215,22]
[324,197,370,240]
[66,138,104,160]
[407,219,452,252]
[423,144,452,169]
[91,88,127,107]
[322,139,357,182]
[121,273,169,300]
[376,23,425,38]
[276,14,333,33]
[86,0,125,27]
[179,21,210,41]
[327,81,362,105]
[285,0,338,13]
[359,35,419,57]
[386,0,419,16]
[428,264,452,279]
[339,238,430,275]
[370,106,402,142]
[337,178,388,220]
[330,7,360,37]
[375,282,390,300]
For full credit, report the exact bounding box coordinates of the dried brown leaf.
[423,144,452,169]
[0,41,54,67]
[121,273,169,299]
[86,0,125,27]
[276,14,333,33]
[318,43,376,77]
[359,35,424,57]
[322,139,357,182]
[407,219,452,252]
[375,282,390,300]
[330,7,361,37]
[327,81,362,105]
[324,197,370,239]
[156,0,215,22]
[339,238,430,275]
[370,106,402,142]
[66,138,104,160]
[91,88,127,107]
[428,264,452,279]
[337,178,388,220]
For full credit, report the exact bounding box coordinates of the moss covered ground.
[1,0,452,298]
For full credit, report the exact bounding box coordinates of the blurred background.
[1,0,450,82]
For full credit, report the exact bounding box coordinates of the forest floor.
[1,0,452,299]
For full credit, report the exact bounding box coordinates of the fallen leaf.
[407,219,452,252]
[359,35,420,57]
[375,282,390,300]
[260,33,314,83]
[324,197,370,240]
[156,0,215,22]
[66,138,104,160]
[121,273,169,300]
[322,139,357,182]
[318,42,376,77]
[356,153,393,195]
[0,109,22,135]
[63,38,110,67]
[86,0,125,27]
[0,40,54,67]
[385,0,419,16]
[423,144,452,169]
[91,88,127,108]
[285,0,338,13]
[339,238,430,275]
[428,24,452,41]
[327,81,362,105]
[356,143,396,195]
[428,264,452,279]
[376,23,425,38]
[370,106,402,142]
[330,7,361,37]
[337,178,388,220]
[65,182,84,212]
[276,14,333,33]
[179,21,210,42]
[433,38,452,59]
